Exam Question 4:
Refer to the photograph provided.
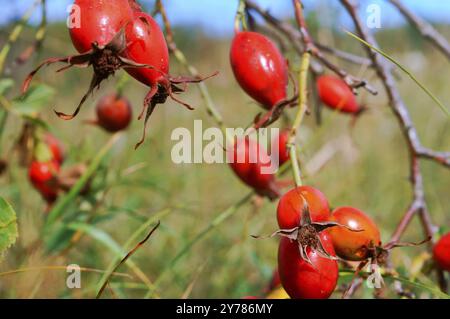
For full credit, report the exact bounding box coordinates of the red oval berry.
[230,31,288,109]
[278,233,338,299]
[96,93,132,132]
[277,186,330,229]
[28,160,60,203]
[44,133,65,165]
[433,233,450,272]
[328,206,381,261]
[124,11,170,88]
[228,137,279,200]
[317,75,360,114]
[271,129,290,166]
[69,0,134,53]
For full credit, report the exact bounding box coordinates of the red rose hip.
[433,232,450,272]
[277,186,330,229]
[278,233,338,299]
[317,75,361,114]
[328,206,381,261]
[96,93,132,132]
[230,31,288,109]
[29,160,60,203]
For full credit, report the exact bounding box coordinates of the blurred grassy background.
[0,7,449,299]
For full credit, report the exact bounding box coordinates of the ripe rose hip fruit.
[22,0,148,120]
[271,129,290,166]
[278,234,338,299]
[44,133,65,165]
[123,10,215,148]
[277,186,330,229]
[228,137,279,200]
[69,0,134,54]
[23,0,141,120]
[328,206,381,261]
[230,31,288,109]
[29,160,60,203]
[123,12,169,92]
[95,93,132,132]
[433,232,450,272]
[317,75,361,114]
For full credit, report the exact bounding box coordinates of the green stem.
[287,52,311,187]
[234,0,248,33]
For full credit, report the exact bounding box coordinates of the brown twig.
[388,0,450,61]
[340,0,448,293]
[244,0,378,95]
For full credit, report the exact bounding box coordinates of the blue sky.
[1,0,450,37]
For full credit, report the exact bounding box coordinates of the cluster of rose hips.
[227,30,364,201]
[23,0,210,149]
[28,93,132,207]
[227,29,449,299]
[20,1,449,298]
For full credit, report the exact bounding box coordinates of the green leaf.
[11,84,55,116]
[0,78,14,96]
[345,30,450,118]
[0,197,18,261]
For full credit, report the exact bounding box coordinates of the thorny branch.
[339,0,448,293]
[388,0,450,61]
[244,0,378,95]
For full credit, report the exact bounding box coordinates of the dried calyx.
[272,202,357,264]
[22,28,155,121]
[254,198,361,265]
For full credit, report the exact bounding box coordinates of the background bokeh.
[0,0,449,298]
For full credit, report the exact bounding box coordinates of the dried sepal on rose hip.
[253,186,360,264]
[270,198,357,264]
